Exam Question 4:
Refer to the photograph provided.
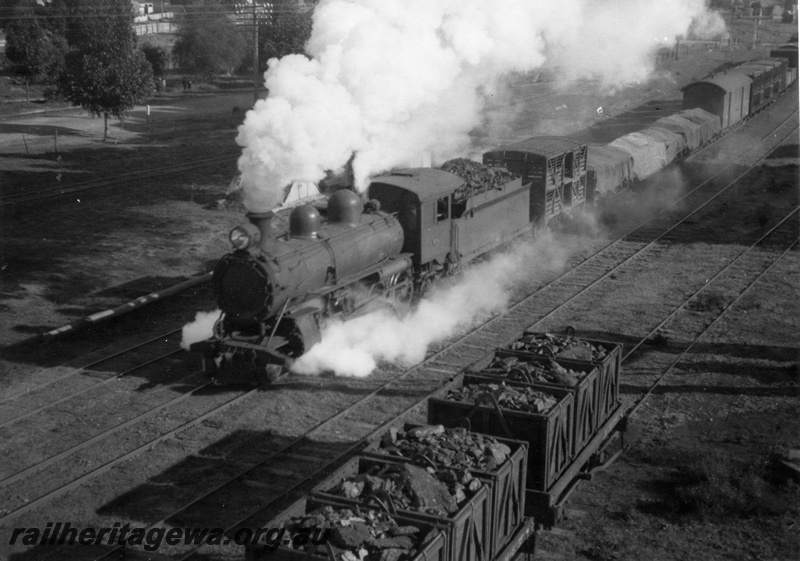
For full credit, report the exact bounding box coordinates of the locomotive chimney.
[247,211,275,241]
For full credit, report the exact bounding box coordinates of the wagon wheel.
[391,272,415,304]
[444,252,461,277]
[417,276,435,296]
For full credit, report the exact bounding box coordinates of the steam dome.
[327,190,361,227]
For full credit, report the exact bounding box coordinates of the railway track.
[143,147,799,560]
[0,328,184,429]
[3,103,787,558]
[2,91,795,561]
[0,151,238,207]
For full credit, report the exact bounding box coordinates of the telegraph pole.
[752,16,760,47]
[253,0,259,103]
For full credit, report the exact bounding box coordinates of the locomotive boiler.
[192,189,414,380]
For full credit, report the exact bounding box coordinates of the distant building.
[234,2,274,26]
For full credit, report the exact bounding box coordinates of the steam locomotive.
[191,151,578,380]
[190,53,797,382]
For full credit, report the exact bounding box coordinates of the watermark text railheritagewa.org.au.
[8,522,330,552]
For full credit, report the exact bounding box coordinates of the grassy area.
[657,450,798,521]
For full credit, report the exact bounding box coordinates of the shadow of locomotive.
[7,432,365,561]
[97,428,366,530]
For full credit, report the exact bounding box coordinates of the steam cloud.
[291,233,570,377]
[236,0,726,212]
[181,309,222,351]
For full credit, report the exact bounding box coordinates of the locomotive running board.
[309,253,414,297]
[216,337,293,363]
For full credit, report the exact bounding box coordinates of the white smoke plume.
[236,0,726,212]
[180,309,222,350]
[549,0,728,86]
[291,233,570,377]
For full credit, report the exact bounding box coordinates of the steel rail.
[625,228,800,418]
[0,345,183,432]
[0,373,215,490]
[0,380,252,522]
[0,152,237,207]
[0,327,182,406]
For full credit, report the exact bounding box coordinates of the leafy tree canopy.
[5,14,67,82]
[140,43,169,77]
[258,4,313,71]
[57,0,154,138]
[173,8,247,75]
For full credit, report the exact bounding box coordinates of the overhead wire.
[0,4,310,17]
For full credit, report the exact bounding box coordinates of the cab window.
[436,196,449,223]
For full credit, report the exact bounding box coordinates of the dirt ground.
[0,18,798,561]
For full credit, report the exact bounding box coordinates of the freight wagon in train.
[651,108,721,152]
[585,144,634,202]
[482,137,588,227]
[682,72,752,129]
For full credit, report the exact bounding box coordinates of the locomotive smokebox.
[247,211,275,242]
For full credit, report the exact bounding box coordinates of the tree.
[141,43,169,77]
[173,9,247,76]
[258,4,313,70]
[5,9,67,100]
[58,0,154,139]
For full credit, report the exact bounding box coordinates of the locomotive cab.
[368,168,462,270]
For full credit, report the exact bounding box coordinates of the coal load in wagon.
[475,355,601,456]
[445,383,558,415]
[244,497,446,561]
[440,158,516,202]
[363,424,527,557]
[428,377,574,492]
[313,456,491,561]
[501,332,621,427]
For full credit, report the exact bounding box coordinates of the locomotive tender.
[193,53,796,382]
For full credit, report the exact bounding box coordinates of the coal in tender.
[283,505,434,561]
[440,158,516,201]
[376,425,512,473]
[507,333,607,361]
[483,356,582,386]
[445,382,558,414]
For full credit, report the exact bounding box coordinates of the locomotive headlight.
[229,223,261,250]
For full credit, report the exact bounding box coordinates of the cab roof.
[369,168,463,202]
